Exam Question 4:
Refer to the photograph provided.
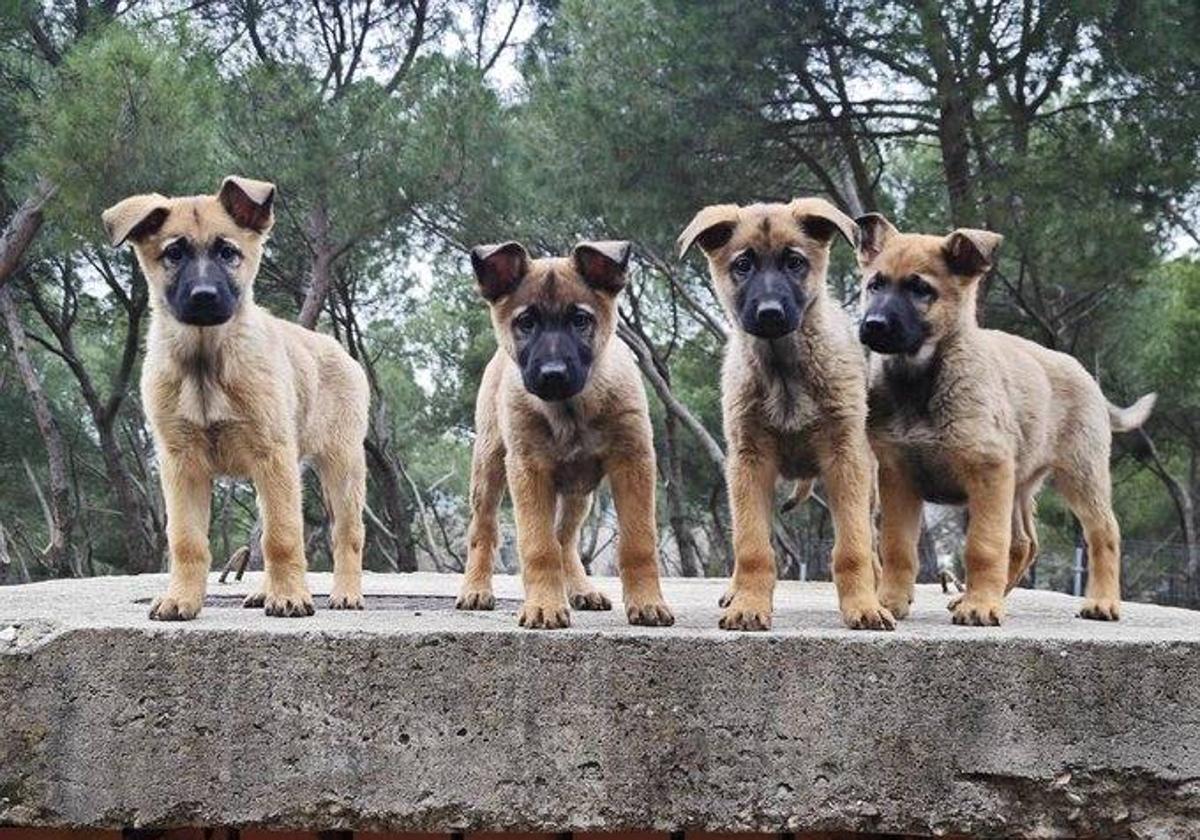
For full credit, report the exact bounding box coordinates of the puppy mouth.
[176,307,235,327]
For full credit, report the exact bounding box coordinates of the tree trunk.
[0,284,74,577]
[298,204,335,329]
[662,410,703,577]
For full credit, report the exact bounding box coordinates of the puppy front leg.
[722,441,779,631]
[150,453,213,621]
[820,433,894,630]
[876,459,923,619]
[607,454,673,626]
[253,451,313,618]
[507,455,570,629]
[953,459,1015,626]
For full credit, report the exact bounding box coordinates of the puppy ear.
[574,240,632,295]
[101,194,170,247]
[854,212,898,267]
[942,228,1003,277]
[218,176,276,233]
[471,241,529,301]
[677,204,740,257]
[790,197,857,249]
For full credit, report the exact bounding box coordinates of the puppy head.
[854,213,1002,355]
[677,198,857,340]
[471,239,631,402]
[102,176,275,327]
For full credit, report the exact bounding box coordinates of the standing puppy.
[456,240,674,629]
[855,214,1155,624]
[103,177,369,620]
[678,199,893,631]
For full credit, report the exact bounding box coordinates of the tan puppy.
[678,199,893,631]
[103,177,370,620]
[456,240,674,629]
[855,213,1155,624]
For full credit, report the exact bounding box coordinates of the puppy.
[103,177,370,620]
[678,199,894,631]
[855,213,1155,624]
[456,240,675,629]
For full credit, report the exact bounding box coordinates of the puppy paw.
[878,582,914,620]
[719,590,773,631]
[328,587,365,610]
[951,594,1005,626]
[840,595,896,631]
[456,586,496,610]
[242,590,265,608]
[1080,597,1121,621]
[517,597,571,629]
[263,583,315,618]
[625,599,674,627]
[718,588,733,608]
[569,587,613,611]
[149,592,203,621]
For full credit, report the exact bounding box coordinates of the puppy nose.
[537,361,569,387]
[755,301,786,330]
[860,313,890,340]
[189,285,219,307]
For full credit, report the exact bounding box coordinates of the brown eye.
[161,242,185,263]
[513,309,537,333]
[867,275,887,292]
[783,250,807,272]
[905,275,937,300]
[731,252,754,274]
[570,308,594,330]
[217,242,240,264]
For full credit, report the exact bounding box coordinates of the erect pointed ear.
[942,228,1004,277]
[790,197,857,249]
[101,194,171,247]
[218,176,275,233]
[854,212,899,267]
[470,241,529,301]
[573,240,632,295]
[677,204,740,258]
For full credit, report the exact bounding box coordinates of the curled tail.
[1108,392,1157,433]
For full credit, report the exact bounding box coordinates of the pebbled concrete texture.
[2,572,1200,839]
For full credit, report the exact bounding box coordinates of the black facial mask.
[860,285,930,355]
[513,306,597,401]
[163,240,241,327]
[731,250,809,339]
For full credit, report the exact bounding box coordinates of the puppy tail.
[780,479,815,513]
[1109,392,1157,433]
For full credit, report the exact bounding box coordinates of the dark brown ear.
[470,241,529,301]
[790,197,857,249]
[573,240,632,295]
[677,204,740,257]
[101,194,171,247]
[855,212,899,267]
[942,228,1003,277]
[218,176,275,233]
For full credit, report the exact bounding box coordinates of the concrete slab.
[2,572,1199,837]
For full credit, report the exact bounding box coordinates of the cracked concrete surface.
[2,572,1199,837]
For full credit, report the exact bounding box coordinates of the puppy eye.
[783,250,807,272]
[161,242,185,264]
[905,276,937,299]
[570,309,594,330]
[513,310,538,333]
[216,242,241,264]
[731,252,754,274]
[867,275,887,292]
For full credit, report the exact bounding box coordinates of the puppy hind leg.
[558,493,611,611]
[316,451,366,610]
[1058,469,1122,621]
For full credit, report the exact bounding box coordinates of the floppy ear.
[855,212,898,267]
[218,176,275,233]
[101,194,170,247]
[942,228,1003,277]
[677,204,740,257]
[471,241,529,301]
[790,197,857,249]
[574,240,632,295]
